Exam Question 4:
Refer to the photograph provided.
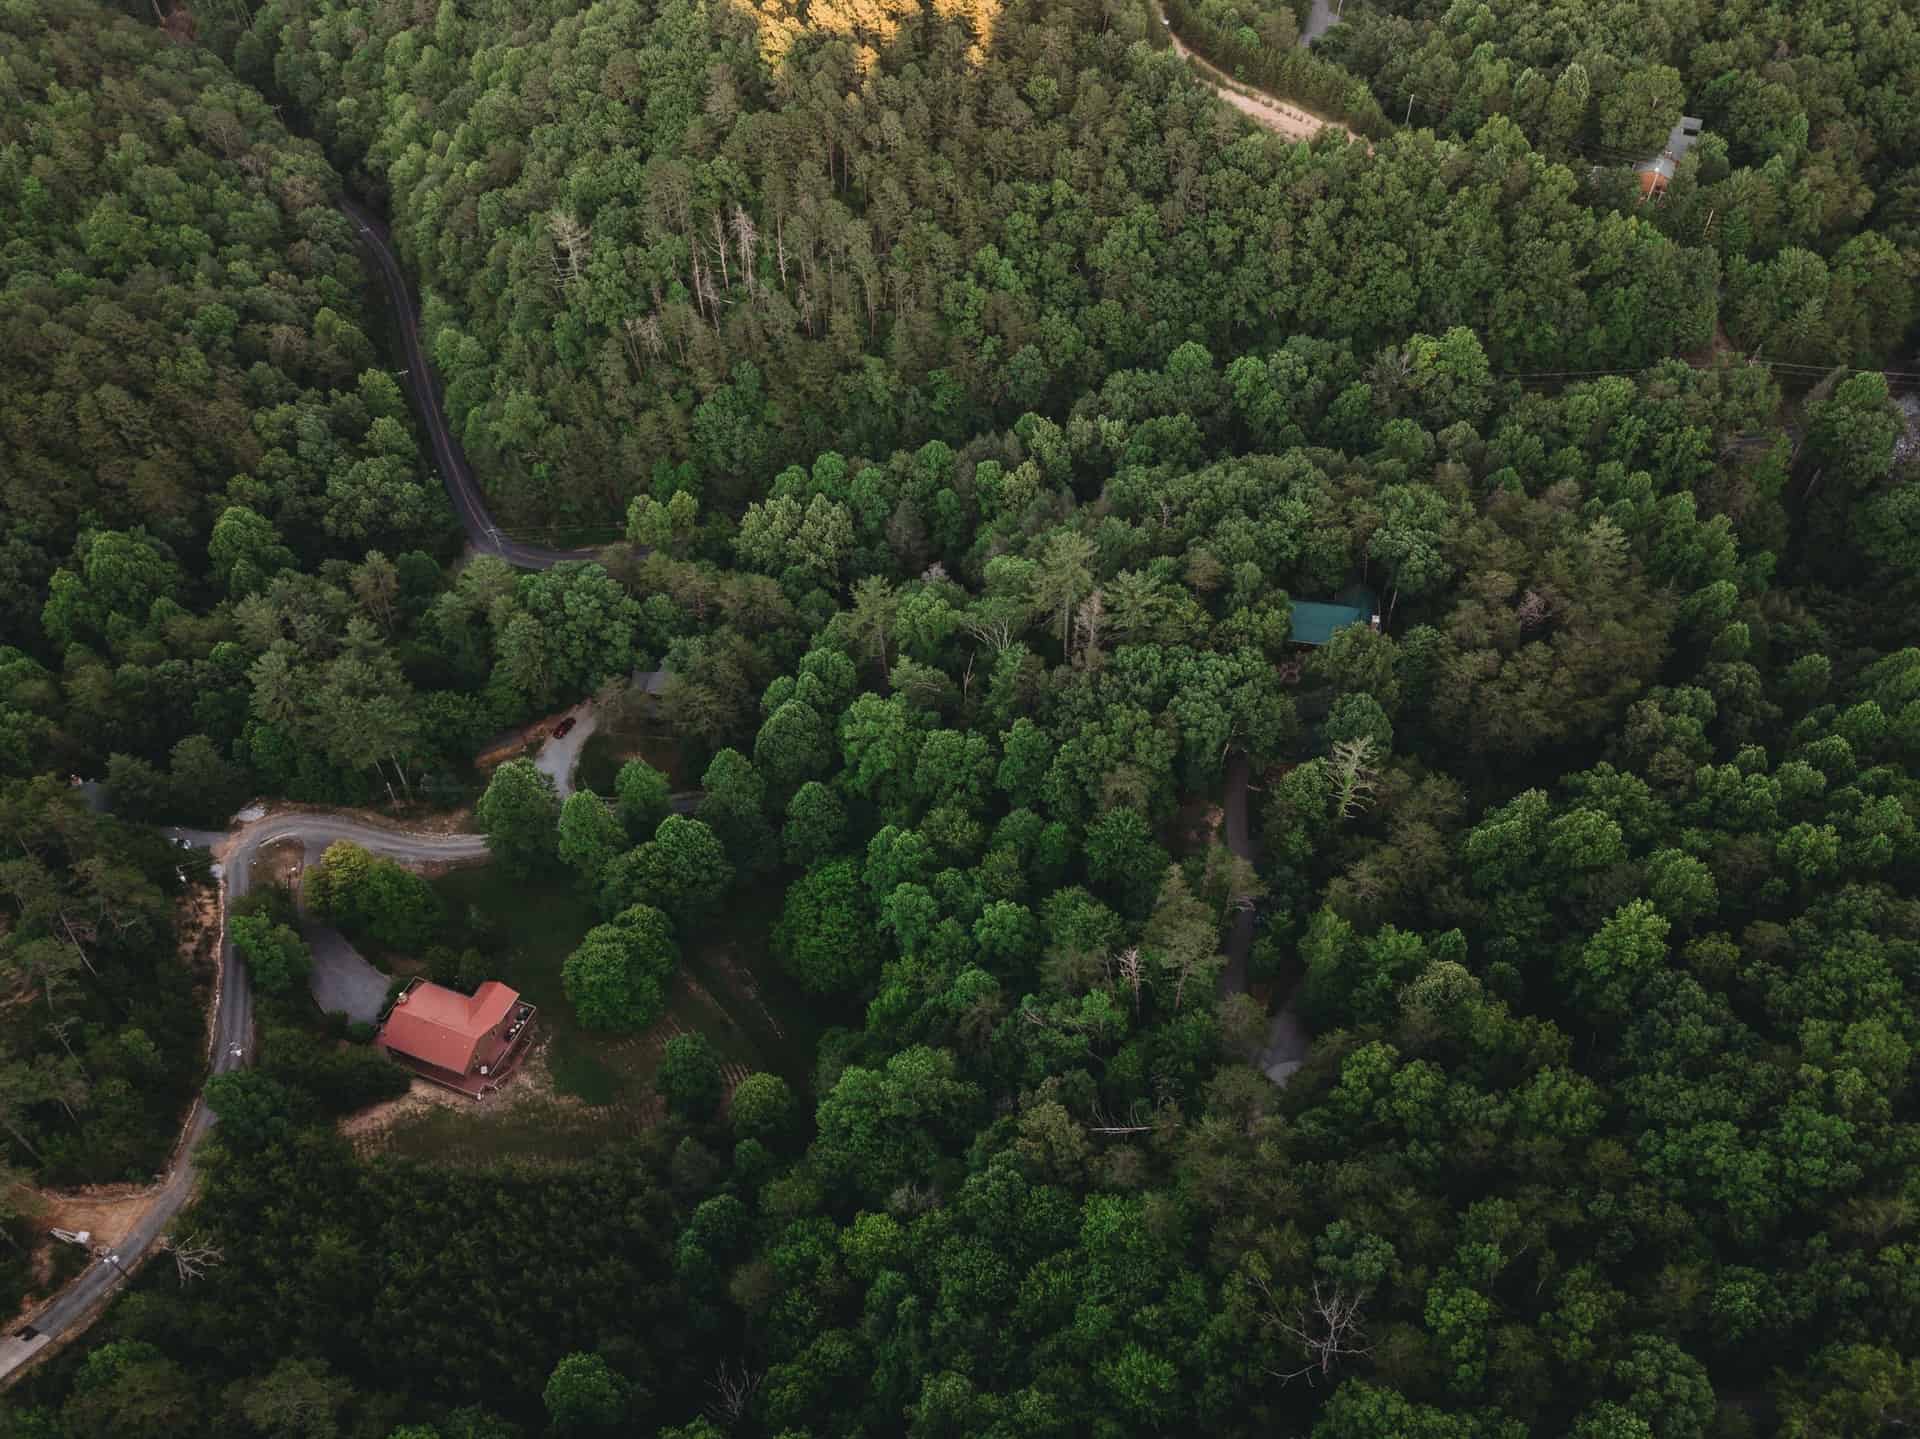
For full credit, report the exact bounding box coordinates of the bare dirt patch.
[254,837,306,893]
[338,1077,472,1149]
[174,884,221,972]
[329,803,477,836]
[1160,14,1364,146]
[28,1183,153,1249]
[339,1034,656,1167]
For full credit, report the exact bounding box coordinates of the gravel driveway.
[534,703,598,799]
[305,924,391,1024]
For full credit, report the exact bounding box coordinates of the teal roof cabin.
[1287,585,1380,646]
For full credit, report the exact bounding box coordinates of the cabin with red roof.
[376,979,536,1096]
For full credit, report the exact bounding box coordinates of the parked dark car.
[553,716,577,739]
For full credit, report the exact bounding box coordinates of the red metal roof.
[380,980,519,1075]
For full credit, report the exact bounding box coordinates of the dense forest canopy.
[1,0,1918,1434]
[199,0,1728,524]
[1316,0,1920,363]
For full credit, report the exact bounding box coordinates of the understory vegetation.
[2,0,1918,1434]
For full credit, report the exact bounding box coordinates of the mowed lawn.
[377,865,816,1165]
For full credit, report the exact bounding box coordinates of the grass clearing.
[575,729,686,795]
[378,864,815,1166]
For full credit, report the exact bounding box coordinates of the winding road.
[1156,0,1361,146]
[0,813,489,1384]
[8,49,1330,1381]
[340,195,602,570]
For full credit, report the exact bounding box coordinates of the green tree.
[558,792,626,889]
[755,699,833,788]
[602,817,733,923]
[562,905,677,1031]
[729,1071,795,1141]
[304,842,443,949]
[542,1352,627,1431]
[1030,529,1097,649]
[697,748,774,871]
[205,1071,297,1150]
[658,1033,724,1120]
[208,506,294,597]
[774,860,879,995]
[812,1046,982,1204]
[614,760,673,837]
[782,781,847,864]
[475,759,561,876]
[229,914,311,995]
[231,1355,353,1439]
[1083,808,1170,919]
[62,1341,199,1439]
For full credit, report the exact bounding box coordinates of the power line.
[1496,357,1920,383]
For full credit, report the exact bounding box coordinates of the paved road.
[339,195,602,571]
[534,704,599,801]
[0,813,489,1384]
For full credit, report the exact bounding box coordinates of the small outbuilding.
[377,979,535,1096]
[1636,115,1702,202]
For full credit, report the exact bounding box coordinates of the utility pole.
[1404,93,1414,125]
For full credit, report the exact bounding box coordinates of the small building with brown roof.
[1636,115,1703,203]
[377,979,536,1096]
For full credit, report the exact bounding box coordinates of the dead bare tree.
[887,1180,941,1216]
[161,1231,225,1284]
[45,1016,81,1062]
[961,612,1018,652]
[1112,946,1144,1016]
[548,210,591,287]
[705,1357,763,1428]
[709,210,732,291]
[1327,737,1381,821]
[1072,588,1108,671]
[1256,1276,1373,1384]
[623,313,664,371]
[1085,1097,1164,1136]
[729,204,760,294]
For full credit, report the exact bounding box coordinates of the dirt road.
[1215,752,1312,1087]
[1158,5,1364,146]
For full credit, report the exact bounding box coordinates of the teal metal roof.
[1287,601,1369,646]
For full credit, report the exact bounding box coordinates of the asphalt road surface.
[0,813,488,1384]
[339,194,602,571]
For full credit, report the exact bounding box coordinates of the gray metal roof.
[1640,115,1703,178]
